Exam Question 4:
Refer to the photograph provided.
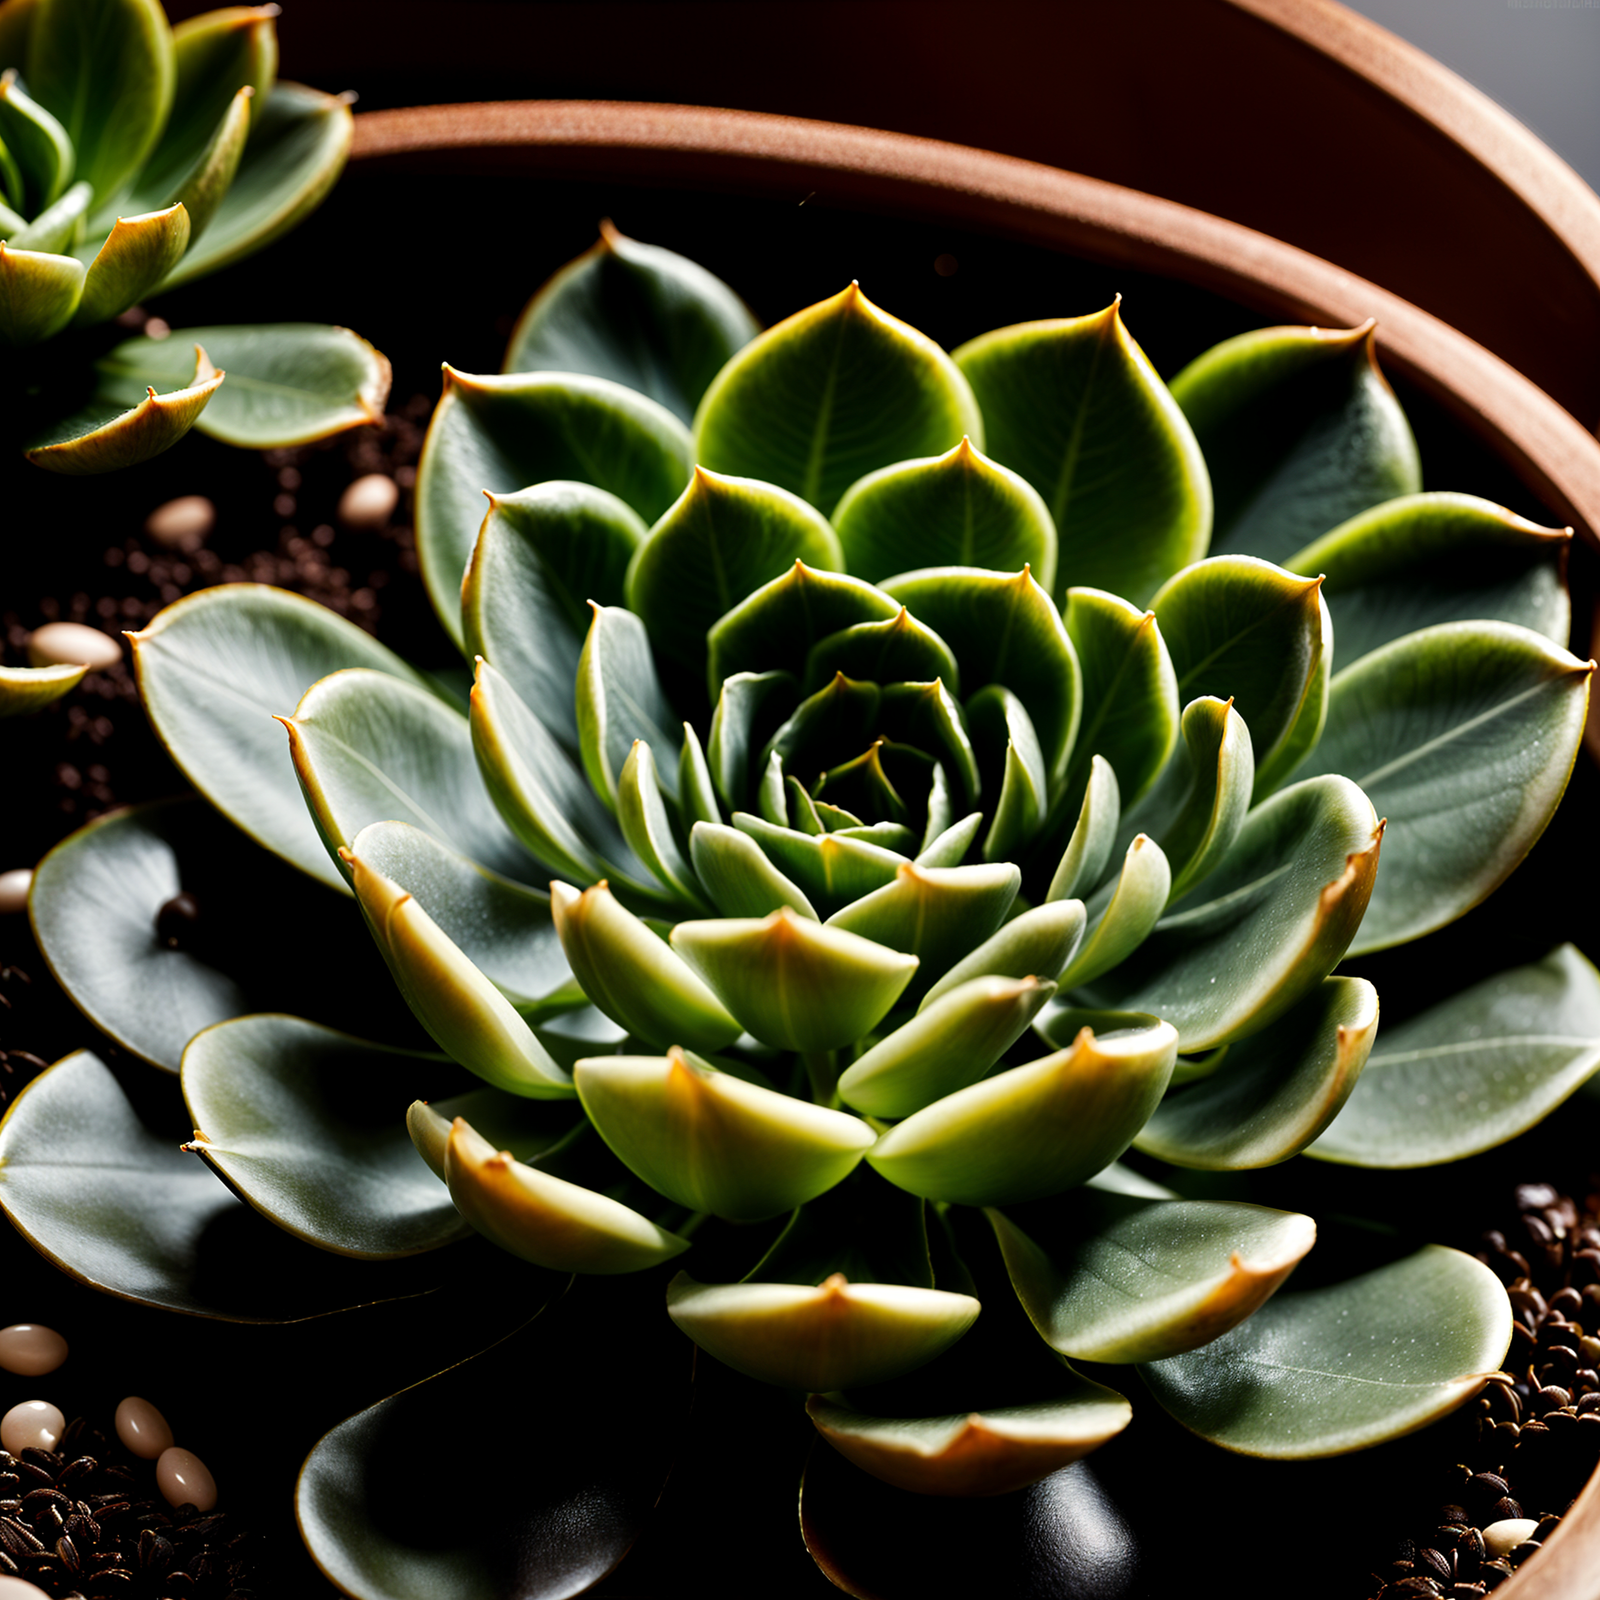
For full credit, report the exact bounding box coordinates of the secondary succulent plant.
[0,0,387,473]
[7,227,1600,1593]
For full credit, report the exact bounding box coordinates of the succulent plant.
[7,227,1600,1592]
[0,0,387,473]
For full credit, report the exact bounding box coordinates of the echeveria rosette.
[0,0,387,472]
[8,228,1599,1593]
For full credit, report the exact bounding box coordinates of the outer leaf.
[1078,776,1382,1050]
[668,1271,980,1391]
[671,907,918,1052]
[627,470,844,682]
[155,80,351,289]
[417,365,691,645]
[883,567,1079,781]
[461,480,647,750]
[1309,946,1600,1166]
[26,339,220,470]
[575,603,681,809]
[129,80,250,245]
[505,220,758,423]
[1139,1246,1511,1456]
[0,658,82,712]
[0,238,80,344]
[130,584,428,889]
[93,324,391,446]
[73,202,189,325]
[27,0,172,205]
[1287,491,1572,667]
[283,666,535,884]
[1150,555,1329,802]
[1295,620,1591,954]
[575,1048,875,1221]
[867,1019,1179,1206]
[807,1375,1131,1498]
[832,436,1057,591]
[0,1050,465,1319]
[989,1193,1315,1363]
[954,302,1211,605]
[181,1016,464,1259]
[694,280,982,514]
[1170,321,1421,565]
[1136,976,1378,1168]
[444,1114,688,1272]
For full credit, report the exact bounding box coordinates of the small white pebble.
[0,1324,66,1376]
[1,1400,64,1454]
[338,472,399,529]
[1483,1517,1540,1558]
[156,1445,217,1512]
[26,621,121,672]
[0,869,31,915]
[144,493,215,550]
[115,1395,174,1460]
[0,1575,53,1599]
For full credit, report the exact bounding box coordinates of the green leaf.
[690,818,818,920]
[918,899,1086,1009]
[806,1374,1131,1498]
[131,584,428,889]
[1170,321,1421,566]
[706,669,797,812]
[73,202,189,325]
[181,1016,465,1259]
[576,1047,874,1221]
[1309,946,1600,1166]
[0,238,80,345]
[549,879,742,1051]
[627,469,844,683]
[1139,1245,1511,1455]
[347,821,571,1011]
[416,365,691,646]
[127,4,275,220]
[695,281,982,514]
[989,1192,1315,1362]
[345,850,574,1099]
[443,1112,688,1271]
[1287,491,1573,668]
[0,1049,465,1319]
[26,337,221,471]
[93,323,390,446]
[0,658,82,712]
[1150,555,1329,802]
[882,567,1080,781]
[1136,976,1378,1168]
[867,1018,1178,1206]
[1045,754,1119,903]
[954,301,1211,606]
[1064,591,1178,826]
[575,602,680,810]
[461,480,646,750]
[617,740,708,911]
[730,812,903,918]
[505,220,758,424]
[1055,833,1171,989]
[1294,621,1591,954]
[28,0,172,206]
[283,665,536,885]
[1076,776,1382,1050]
[668,1271,980,1391]
[805,611,961,702]
[832,436,1057,591]
[838,974,1058,1118]
[967,684,1046,861]
[671,907,918,1052]
[0,67,72,210]
[5,174,86,250]
[155,80,351,289]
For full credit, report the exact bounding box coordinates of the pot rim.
[348,98,1600,562]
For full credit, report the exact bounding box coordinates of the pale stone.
[0,1324,66,1376]
[0,1575,53,1599]
[338,472,399,529]
[116,1395,174,1460]
[156,1445,217,1511]
[0,870,30,915]
[26,622,121,671]
[1,1400,64,1454]
[1483,1518,1540,1558]
[144,494,215,549]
